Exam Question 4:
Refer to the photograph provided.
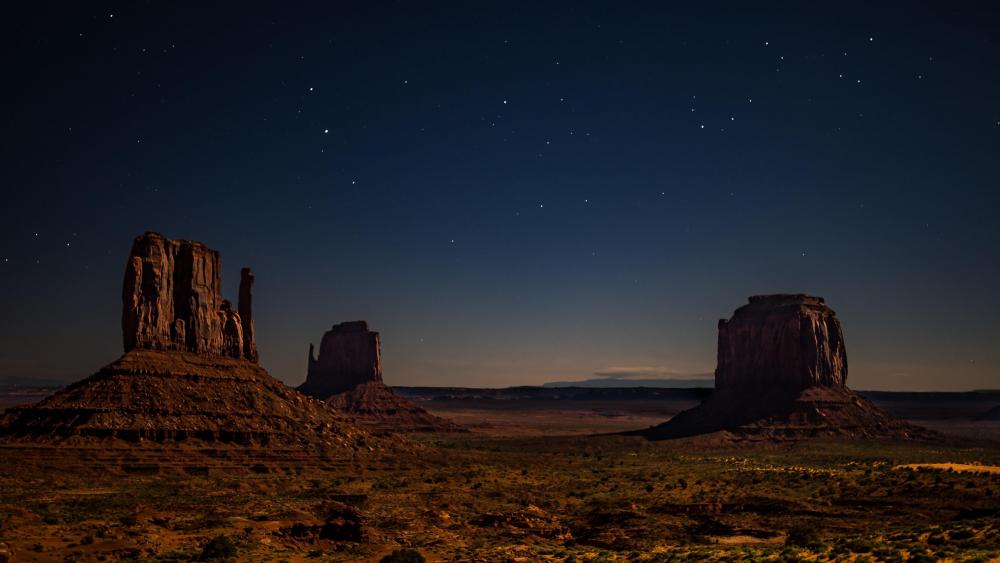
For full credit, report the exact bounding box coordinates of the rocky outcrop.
[299,322,462,433]
[326,381,463,433]
[121,232,256,361]
[716,295,847,391]
[0,350,368,446]
[299,321,383,398]
[0,232,370,448]
[633,294,931,442]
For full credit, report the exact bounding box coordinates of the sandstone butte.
[636,294,932,441]
[298,321,462,433]
[0,232,370,449]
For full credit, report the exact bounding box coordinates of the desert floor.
[1,400,999,562]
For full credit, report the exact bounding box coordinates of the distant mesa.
[543,378,712,389]
[0,232,367,448]
[300,321,383,398]
[298,321,462,433]
[633,294,931,441]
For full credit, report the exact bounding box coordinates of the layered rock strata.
[635,294,929,441]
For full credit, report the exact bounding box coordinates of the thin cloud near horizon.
[592,366,714,380]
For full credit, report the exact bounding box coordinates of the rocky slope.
[636,294,931,441]
[0,350,366,446]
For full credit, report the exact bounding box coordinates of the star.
[323,129,329,134]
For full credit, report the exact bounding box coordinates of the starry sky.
[1,2,998,391]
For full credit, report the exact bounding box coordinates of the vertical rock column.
[238,267,258,362]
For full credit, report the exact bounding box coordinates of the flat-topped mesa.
[630,294,930,441]
[121,232,257,361]
[715,294,847,393]
[299,321,383,398]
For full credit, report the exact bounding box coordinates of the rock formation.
[0,233,368,448]
[634,294,930,441]
[715,295,846,391]
[299,322,461,433]
[121,232,256,360]
[300,321,383,398]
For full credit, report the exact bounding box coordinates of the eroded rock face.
[715,294,847,392]
[298,321,462,432]
[121,232,256,361]
[299,321,383,398]
[632,294,929,441]
[0,232,374,448]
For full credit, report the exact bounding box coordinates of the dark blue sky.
[1,2,998,390]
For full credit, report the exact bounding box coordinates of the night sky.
[1,2,998,391]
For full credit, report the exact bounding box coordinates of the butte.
[635,294,931,441]
[0,232,369,450]
[297,321,461,433]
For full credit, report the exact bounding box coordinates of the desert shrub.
[844,538,875,553]
[200,535,237,560]
[785,523,820,547]
[379,548,425,563]
[950,528,975,540]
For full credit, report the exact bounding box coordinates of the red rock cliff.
[121,232,256,361]
[715,294,847,392]
[299,321,383,398]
